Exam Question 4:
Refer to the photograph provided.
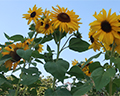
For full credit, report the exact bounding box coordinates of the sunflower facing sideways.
[2,43,28,70]
[50,5,82,34]
[88,30,102,52]
[23,4,43,25]
[36,18,54,35]
[89,9,120,45]
[72,58,92,76]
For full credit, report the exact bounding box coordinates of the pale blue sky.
[0,0,120,77]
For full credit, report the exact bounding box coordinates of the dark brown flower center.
[30,11,36,18]
[10,48,21,62]
[101,20,112,32]
[90,35,94,43]
[45,24,49,29]
[57,13,70,22]
[41,22,44,26]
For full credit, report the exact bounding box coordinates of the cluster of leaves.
[1,22,120,96]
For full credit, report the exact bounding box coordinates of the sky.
[0,0,120,80]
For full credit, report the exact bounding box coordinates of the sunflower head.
[36,18,54,35]
[2,43,27,70]
[23,4,43,25]
[89,9,120,45]
[35,44,43,53]
[51,5,82,33]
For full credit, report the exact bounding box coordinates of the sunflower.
[88,30,102,52]
[72,59,78,66]
[81,58,93,76]
[89,9,120,45]
[23,38,34,50]
[37,44,43,53]
[72,58,92,76]
[23,4,43,25]
[36,18,54,35]
[50,5,82,33]
[2,43,27,70]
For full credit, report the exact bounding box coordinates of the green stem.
[52,32,62,91]
[109,41,115,96]
[15,63,26,96]
[109,78,112,96]
[100,42,107,52]
[60,34,74,53]
[52,78,56,91]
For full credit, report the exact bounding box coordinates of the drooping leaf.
[44,60,69,82]
[69,38,90,52]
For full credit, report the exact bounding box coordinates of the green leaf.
[106,82,117,95]
[41,34,53,44]
[32,50,44,59]
[105,51,111,60]
[11,75,19,84]
[47,44,51,52]
[69,38,90,52]
[9,34,24,42]
[45,88,72,96]
[112,58,120,71]
[91,67,115,91]
[35,59,44,64]
[29,24,35,30]
[82,52,102,68]
[28,31,35,39]
[113,78,120,87]
[4,32,10,40]
[44,60,69,82]
[17,49,32,61]
[0,74,11,86]
[20,67,41,85]
[73,80,93,96]
[89,61,102,72]
[0,55,11,65]
[7,90,15,96]
[67,66,84,79]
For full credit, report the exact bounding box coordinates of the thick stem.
[109,41,115,96]
[109,78,112,96]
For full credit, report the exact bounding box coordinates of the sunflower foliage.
[1,5,120,96]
